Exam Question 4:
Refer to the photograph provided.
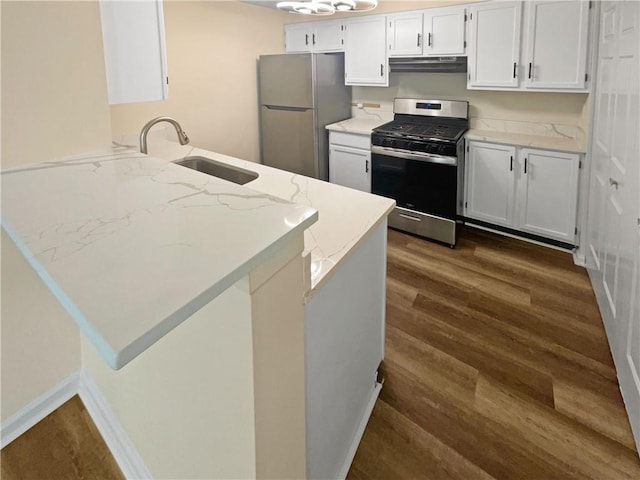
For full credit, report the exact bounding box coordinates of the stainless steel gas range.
[371,98,469,247]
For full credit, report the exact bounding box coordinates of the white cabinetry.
[387,12,423,57]
[467,0,590,92]
[99,0,168,104]
[465,140,580,244]
[518,148,580,242]
[285,21,345,53]
[285,23,313,52]
[466,141,516,226]
[467,1,522,89]
[523,1,590,90]
[423,5,466,56]
[345,15,388,86]
[329,131,371,192]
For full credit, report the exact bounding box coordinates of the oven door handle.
[371,145,458,166]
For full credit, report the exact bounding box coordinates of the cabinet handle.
[524,157,528,174]
[366,160,369,173]
[305,34,309,45]
[513,62,517,78]
[510,156,513,172]
[417,33,421,47]
[312,33,316,45]
[528,62,532,79]
[428,32,432,46]
[380,64,384,76]
[609,177,620,189]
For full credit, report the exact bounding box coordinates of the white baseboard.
[0,369,152,480]
[1,371,80,449]
[77,369,153,480]
[337,382,382,480]
[573,249,587,267]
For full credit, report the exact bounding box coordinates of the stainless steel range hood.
[389,56,467,73]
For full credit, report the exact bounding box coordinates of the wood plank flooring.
[1,395,124,480]
[348,227,640,480]
[2,227,638,479]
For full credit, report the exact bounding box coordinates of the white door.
[465,141,516,227]
[387,12,423,57]
[313,20,344,52]
[345,16,388,86]
[586,0,640,452]
[285,23,312,53]
[467,1,522,89]
[329,146,371,193]
[523,1,590,90]
[423,5,466,56]
[100,0,168,104]
[517,148,580,243]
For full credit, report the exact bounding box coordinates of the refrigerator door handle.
[264,105,313,112]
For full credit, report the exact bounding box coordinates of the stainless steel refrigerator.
[258,53,352,181]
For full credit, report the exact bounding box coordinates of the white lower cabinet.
[329,131,371,192]
[465,140,580,244]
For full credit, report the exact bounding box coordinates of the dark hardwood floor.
[348,226,640,480]
[1,395,124,480]
[2,227,638,479]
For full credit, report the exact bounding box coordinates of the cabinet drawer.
[329,131,371,150]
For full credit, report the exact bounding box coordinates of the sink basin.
[174,156,258,185]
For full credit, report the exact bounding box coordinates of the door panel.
[260,106,317,178]
[259,54,314,108]
[329,146,370,193]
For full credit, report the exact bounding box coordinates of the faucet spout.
[139,116,190,154]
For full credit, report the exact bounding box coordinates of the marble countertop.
[465,129,586,153]
[145,138,396,298]
[1,147,317,369]
[325,117,389,135]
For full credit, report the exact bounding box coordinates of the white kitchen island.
[1,143,394,479]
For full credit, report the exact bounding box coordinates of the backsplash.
[351,72,589,142]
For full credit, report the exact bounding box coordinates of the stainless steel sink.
[174,156,258,185]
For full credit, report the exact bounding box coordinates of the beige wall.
[110,1,292,163]
[0,1,111,421]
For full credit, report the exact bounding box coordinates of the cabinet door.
[329,145,371,193]
[467,2,522,89]
[423,6,466,56]
[345,16,388,86]
[518,148,580,243]
[466,141,516,226]
[388,12,423,57]
[100,0,168,104]
[524,1,589,90]
[314,20,344,52]
[285,23,313,53]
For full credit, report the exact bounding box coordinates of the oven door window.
[371,153,457,219]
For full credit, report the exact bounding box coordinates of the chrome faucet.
[139,116,189,154]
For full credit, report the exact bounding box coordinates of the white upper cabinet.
[467,1,522,89]
[518,148,580,242]
[387,12,423,57]
[423,5,466,56]
[285,23,313,52]
[100,0,168,105]
[313,19,344,52]
[523,1,590,90]
[285,21,344,53]
[345,15,388,86]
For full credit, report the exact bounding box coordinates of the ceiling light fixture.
[277,0,377,16]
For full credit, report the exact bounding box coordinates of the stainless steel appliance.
[371,98,469,247]
[258,53,352,180]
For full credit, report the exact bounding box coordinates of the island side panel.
[250,235,307,479]
[304,220,388,479]
[81,281,257,479]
